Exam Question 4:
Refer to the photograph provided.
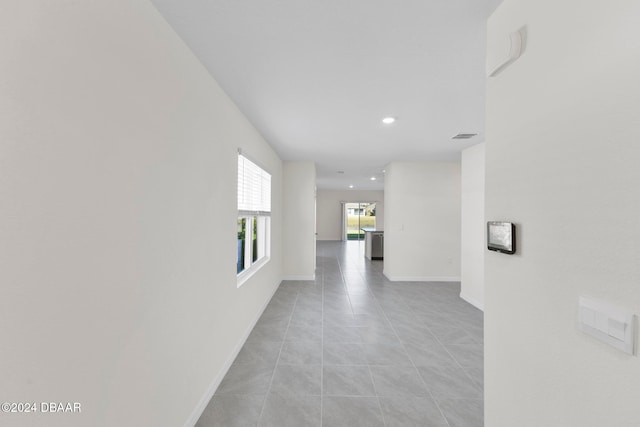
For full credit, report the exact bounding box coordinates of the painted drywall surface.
[0,2,282,427]
[282,161,316,279]
[383,162,461,281]
[316,190,384,240]
[485,1,640,426]
[461,143,485,310]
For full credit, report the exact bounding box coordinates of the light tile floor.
[196,241,484,427]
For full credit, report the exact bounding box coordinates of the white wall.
[316,189,384,240]
[460,143,485,310]
[383,162,461,281]
[282,161,316,279]
[0,2,283,427]
[485,1,640,426]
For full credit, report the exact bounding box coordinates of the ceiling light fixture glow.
[382,117,396,124]
[370,177,376,181]
[349,185,354,189]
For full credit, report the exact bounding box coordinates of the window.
[237,153,271,282]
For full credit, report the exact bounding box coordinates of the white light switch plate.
[578,296,636,355]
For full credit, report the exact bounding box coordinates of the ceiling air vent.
[451,133,478,140]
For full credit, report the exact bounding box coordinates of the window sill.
[237,256,270,288]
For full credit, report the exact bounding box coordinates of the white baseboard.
[282,274,316,281]
[383,272,461,282]
[460,292,484,311]
[182,281,280,427]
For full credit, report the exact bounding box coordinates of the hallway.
[196,241,484,426]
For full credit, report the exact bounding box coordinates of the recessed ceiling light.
[382,117,396,124]
[382,169,386,173]
[370,177,376,181]
[349,185,354,189]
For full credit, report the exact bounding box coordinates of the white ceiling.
[150,0,502,190]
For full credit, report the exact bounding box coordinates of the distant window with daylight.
[237,153,271,282]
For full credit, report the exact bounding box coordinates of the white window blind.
[238,154,271,214]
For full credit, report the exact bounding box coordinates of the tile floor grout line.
[354,249,389,427]
[336,240,388,427]
[320,261,324,427]
[402,295,484,394]
[385,322,453,426]
[255,286,300,425]
[365,271,453,427]
[207,242,483,427]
